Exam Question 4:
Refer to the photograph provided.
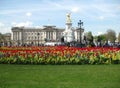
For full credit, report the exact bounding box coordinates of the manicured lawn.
[0,64,120,88]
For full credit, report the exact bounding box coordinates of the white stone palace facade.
[11,13,84,46]
[11,25,84,46]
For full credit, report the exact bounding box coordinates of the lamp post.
[37,33,40,46]
[78,20,83,44]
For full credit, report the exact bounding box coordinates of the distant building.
[11,25,84,46]
[0,33,11,46]
[11,13,84,46]
[4,33,11,41]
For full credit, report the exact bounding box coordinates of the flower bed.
[0,46,120,64]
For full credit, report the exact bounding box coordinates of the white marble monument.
[63,13,75,43]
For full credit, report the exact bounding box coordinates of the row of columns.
[13,31,23,45]
[12,31,83,45]
[46,31,57,40]
[13,31,22,41]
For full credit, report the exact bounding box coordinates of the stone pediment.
[43,25,57,31]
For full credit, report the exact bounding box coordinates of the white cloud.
[35,26,44,29]
[71,7,79,13]
[50,1,84,13]
[12,21,33,27]
[26,12,32,17]
[11,22,16,25]
[97,32,103,35]
[91,3,119,17]
[0,9,24,15]
[0,22,12,33]
[99,16,105,20]
[0,27,11,33]
[0,22,5,27]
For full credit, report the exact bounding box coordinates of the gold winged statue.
[66,13,71,23]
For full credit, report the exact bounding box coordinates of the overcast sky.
[0,0,120,35]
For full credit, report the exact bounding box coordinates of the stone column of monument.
[63,13,74,43]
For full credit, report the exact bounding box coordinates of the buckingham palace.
[11,13,84,46]
[11,25,84,46]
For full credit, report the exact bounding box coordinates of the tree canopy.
[106,29,116,43]
[118,33,120,42]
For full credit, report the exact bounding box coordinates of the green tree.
[98,34,106,42]
[0,33,5,46]
[85,31,93,42]
[106,29,116,43]
[97,34,107,46]
[118,32,120,42]
[0,33,5,42]
[85,31,95,46]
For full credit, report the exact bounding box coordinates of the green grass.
[0,64,120,88]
